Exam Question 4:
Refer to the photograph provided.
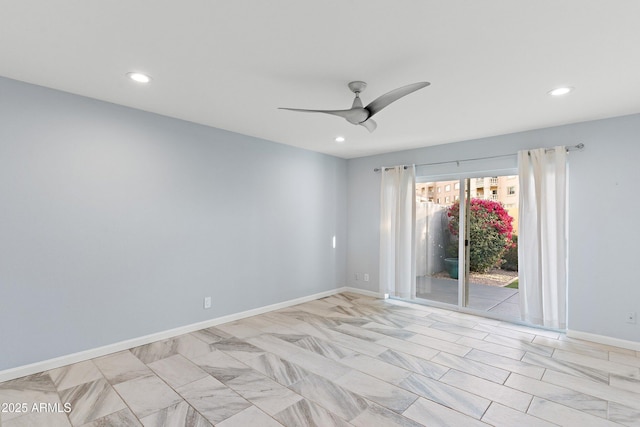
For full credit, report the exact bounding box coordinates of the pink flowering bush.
[447,199,514,272]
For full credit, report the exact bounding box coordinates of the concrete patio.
[416,276,520,318]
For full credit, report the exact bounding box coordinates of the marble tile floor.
[1,292,639,426]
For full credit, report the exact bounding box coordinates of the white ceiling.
[1,1,639,159]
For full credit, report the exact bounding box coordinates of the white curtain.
[518,147,568,329]
[380,165,416,298]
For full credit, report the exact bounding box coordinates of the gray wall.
[2,74,638,372]
[0,77,347,371]
[347,114,640,343]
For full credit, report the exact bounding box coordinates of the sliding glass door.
[415,179,460,305]
[415,174,520,320]
[465,175,520,317]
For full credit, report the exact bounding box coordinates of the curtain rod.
[373,143,584,172]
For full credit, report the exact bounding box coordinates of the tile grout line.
[88,356,143,426]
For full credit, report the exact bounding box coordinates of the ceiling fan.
[279,80,430,132]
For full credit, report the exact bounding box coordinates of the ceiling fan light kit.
[279,80,430,132]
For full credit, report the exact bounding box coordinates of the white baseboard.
[0,287,383,383]
[338,286,387,299]
[567,330,640,352]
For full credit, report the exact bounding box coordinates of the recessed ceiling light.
[335,136,345,143]
[548,87,573,96]
[127,72,152,83]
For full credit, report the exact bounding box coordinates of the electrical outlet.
[364,273,369,282]
[204,296,212,309]
[626,312,637,324]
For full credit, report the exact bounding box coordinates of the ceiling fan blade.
[278,107,353,119]
[278,107,369,125]
[360,119,377,132]
[365,82,430,117]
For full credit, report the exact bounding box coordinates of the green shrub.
[447,199,514,273]
[502,234,518,271]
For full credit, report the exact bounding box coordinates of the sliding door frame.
[412,168,525,324]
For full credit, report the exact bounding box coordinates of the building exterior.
[416,175,519,233]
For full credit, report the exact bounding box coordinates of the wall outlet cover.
[204,296,212,309]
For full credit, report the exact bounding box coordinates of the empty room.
[1,1,639,426]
